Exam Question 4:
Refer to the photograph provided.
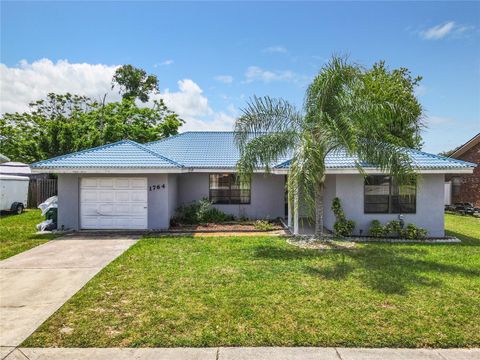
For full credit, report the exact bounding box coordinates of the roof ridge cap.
[128,140,184,167]
[143,132,186,146]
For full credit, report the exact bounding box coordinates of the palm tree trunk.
[314,181,325,237]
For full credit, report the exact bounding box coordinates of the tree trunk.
[314,180,325,237]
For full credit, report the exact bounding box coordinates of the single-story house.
[31,131,476,237]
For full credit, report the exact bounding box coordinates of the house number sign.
[149,184,165,191]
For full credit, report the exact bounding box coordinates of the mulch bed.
[170,222,284,232]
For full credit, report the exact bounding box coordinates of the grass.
[23,213,479,348]
[0,209,57,260]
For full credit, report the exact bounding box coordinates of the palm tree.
[234,56,417,236]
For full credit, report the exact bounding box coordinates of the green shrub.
[385,220,402,237]
[172,198,235,225]
[366,219,428,240]
[331,197,355,237]
[400,223,428,239]
[369,220,386,237]
[202,207,235,223]
[254,220,274,231]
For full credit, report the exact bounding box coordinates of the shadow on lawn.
[254,244,480,295]
[446,230,480,246]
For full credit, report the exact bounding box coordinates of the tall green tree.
[112,64,159,102]
[0,93,183,163]
[235,56,421,236]
[360,61,424,149]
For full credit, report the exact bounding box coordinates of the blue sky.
[1,1,479,153]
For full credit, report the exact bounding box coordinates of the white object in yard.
[0,162,31,175]
[0,174,29,213]
[444,181,452,205]
[38,195,58,216]
[36,219,53,231]
[80,177,148,229]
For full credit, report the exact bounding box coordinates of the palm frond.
[234,96,302,152]
[236,131,297,182]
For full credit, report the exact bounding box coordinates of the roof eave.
[272,167,476,175]
[32,166,475,175]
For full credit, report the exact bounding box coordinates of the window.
[209,174,251,204]
[364,176,416,214]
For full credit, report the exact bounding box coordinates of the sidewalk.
[1,347,478,360]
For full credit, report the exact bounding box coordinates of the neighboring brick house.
[447,133,480,207]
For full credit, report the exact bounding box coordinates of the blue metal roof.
[274,147,476,170]
[31,140,182,169]
[145,131,291,168]
[31,132,476,171]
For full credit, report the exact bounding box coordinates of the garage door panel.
[115,203,131,214]
[130,204,147,214]
[80,177,148,230]
[114,178,130,188]
[114,191,131,202]
[82,178,98,188]
[81,216,100,228]
[113,217,146,229]
[81,204,99,216]
[98,191,115,202]
[130,178,147,188]
[131,191,147,202]
[81,190,98,202]
[98,178,114,188]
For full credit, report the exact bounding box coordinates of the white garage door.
[80,177,148,229]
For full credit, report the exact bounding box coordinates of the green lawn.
[0,210,57,260]
[23,214,480,348]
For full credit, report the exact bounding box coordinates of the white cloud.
[0,59,119,113]
[0,58,235,132]
[214,75,234,84]
[421,21,455,39]
[263,45,287,54]
[180,111,235,132]
[158,79,213,118]
[419,21,475,40]
[154,59,174,67]
[244,66,296,83]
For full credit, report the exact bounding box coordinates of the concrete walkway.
[0,235,138,348]
[1,347,478,360]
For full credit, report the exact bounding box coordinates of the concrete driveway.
[0,235,137,350]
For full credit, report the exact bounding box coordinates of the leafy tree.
[360,61,424,149]
[112,64,159,102]
[235,55,419,236]
[0,93,183,163]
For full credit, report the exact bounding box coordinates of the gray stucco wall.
[147,174,169,229]
[57,174,80,231]
[177,173,286,219]
[322,175,337,231]
[167,174,178,222]
[332,174,445,237]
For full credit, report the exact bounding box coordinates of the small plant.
[331,197,355,237]
[369,220,386,237]
[254,220,274,231]
[400,223,428,240]
[385,220,402,237]
[172,198,235,225]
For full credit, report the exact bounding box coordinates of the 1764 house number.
[149,184,165,191]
